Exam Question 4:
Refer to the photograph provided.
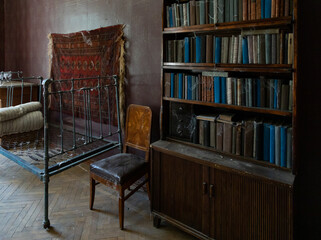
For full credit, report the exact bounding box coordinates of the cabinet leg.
[153,215,161,228]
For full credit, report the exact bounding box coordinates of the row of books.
[164,72,293,111]
[166,31,293,64]
[195,114,292,168]
[165,0,293,28]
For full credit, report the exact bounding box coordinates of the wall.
[3,0,162,141]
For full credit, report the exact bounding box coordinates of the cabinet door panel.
[153,151,205,232]
[211,168,293,240]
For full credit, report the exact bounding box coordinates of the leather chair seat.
[90,153,146,185]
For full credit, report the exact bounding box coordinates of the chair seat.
[90,153,146,185]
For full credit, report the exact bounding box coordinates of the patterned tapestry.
[48,25,125,128]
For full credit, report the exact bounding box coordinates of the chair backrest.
[123,104,152,160]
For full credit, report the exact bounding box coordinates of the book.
[178,73,183,99]
[265,34,272,64]
[256,78,261,107]
[242,0,248,21]
[205,0,209,24]
[214,77,221,103]
[215,37,222,63]
[190,0,196,26]
[253,35,258,64]
[254,120,263,160]
[164,72,171,97]
[218,0,225,23]
[271,0,276,18]
[251,0,256,20]
[196,115,219,147]
[221,77,227,104]
[265,0,271,18]
[192,115,198,144]
[258,34,266,64]
[271,34,277,64]
[284,0,289,16]
[263,123,270,161]
[261,0,265,18]
[238,36,243,63]
[207,76,214,102]
[203,120,211,146]
[281,84,289,110]
[187,75,193,100]
[213,0,219,24]
[227,77,233,104]
[248,35,253,64]
[170,73,175,98]
[199,0,206,24]
[286,127,292,168]
[196,1,200,25]
[243,120,254,157]
[218,113,236,122]
[256,0,261,19]
[209,0,215,23]
[242,36,249,64]
[206,35,214,63]
[233,0,239,21]
[269,124,275,164]
[275,0,280,17]
[216,121,224,151]
[221,37,229,64]
[223,121,233,153]
[225,0,230,22]
[233,36,239,64]
[235,122,242,155]
[177,39,184,63]
[275,125,281,166]
[237,78,243,106]
[289,80,293,111]
[228,36,234,63]
[280,126,287,167]
[199,120,204,145]
[184,37,190,63]
[196,36,202,63]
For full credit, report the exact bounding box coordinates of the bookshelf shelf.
[163,16,292,34]
[163,97,292,117]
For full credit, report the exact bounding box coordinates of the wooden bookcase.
[151,0,297,239]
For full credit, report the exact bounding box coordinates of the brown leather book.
[235,122,243,155]
[243,120,254,157]
[275,0,280,17]
[237,78,243,106]
[206,35,214,63]
[284,0,289,16]
[190,0,196,26]
[248,0,251,21]
[207,76,213,102]
[251,0,256,20]
[271,0,276,18]
[199,120,204,145]
[223,121,233,153]
[256,0,261,19]
[216,121,224,151]
[280,0,284,17]
[164,73,171,97]
[280,32,284,64]
[202,75,207,102]
[205,0,209,24]
[242,0,248,21]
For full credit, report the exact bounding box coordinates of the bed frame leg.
[43,175,51,229]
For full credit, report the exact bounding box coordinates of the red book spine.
[243,0,248,21]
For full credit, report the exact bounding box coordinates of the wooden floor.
[0,155,196,240]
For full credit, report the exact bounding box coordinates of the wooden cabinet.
[151,141,294,240]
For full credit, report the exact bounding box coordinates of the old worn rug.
[48,24,125,128]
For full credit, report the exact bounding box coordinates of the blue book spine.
[169,7,173,27]
[214,77,221,103]
[187,75,192,100]
[242,37,249,64]
[196,36,201,63]
[256,78,261,107]
[263,124,270,161]
[280,126,287,167]
[265,0,271,19]
[221,77,227,104]
[178,73,183,99]
[214,37,221,64]
[269,125,275,164]
[261,0,265,19]
[274,79,278,109]
[184,37,190,63]
[170,73,175,98]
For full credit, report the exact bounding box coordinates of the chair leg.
[90,177,95,210]
[145,174,151,200]
[119,188,124,230]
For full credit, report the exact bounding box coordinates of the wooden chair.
[89,104,152,229]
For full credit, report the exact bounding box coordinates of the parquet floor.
[0,155,196,240]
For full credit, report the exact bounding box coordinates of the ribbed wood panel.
[211,169,293,240]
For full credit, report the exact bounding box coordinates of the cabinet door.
[210,168,293,240]
[151,150,208,234]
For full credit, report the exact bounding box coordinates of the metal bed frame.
[0,72,122,228]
